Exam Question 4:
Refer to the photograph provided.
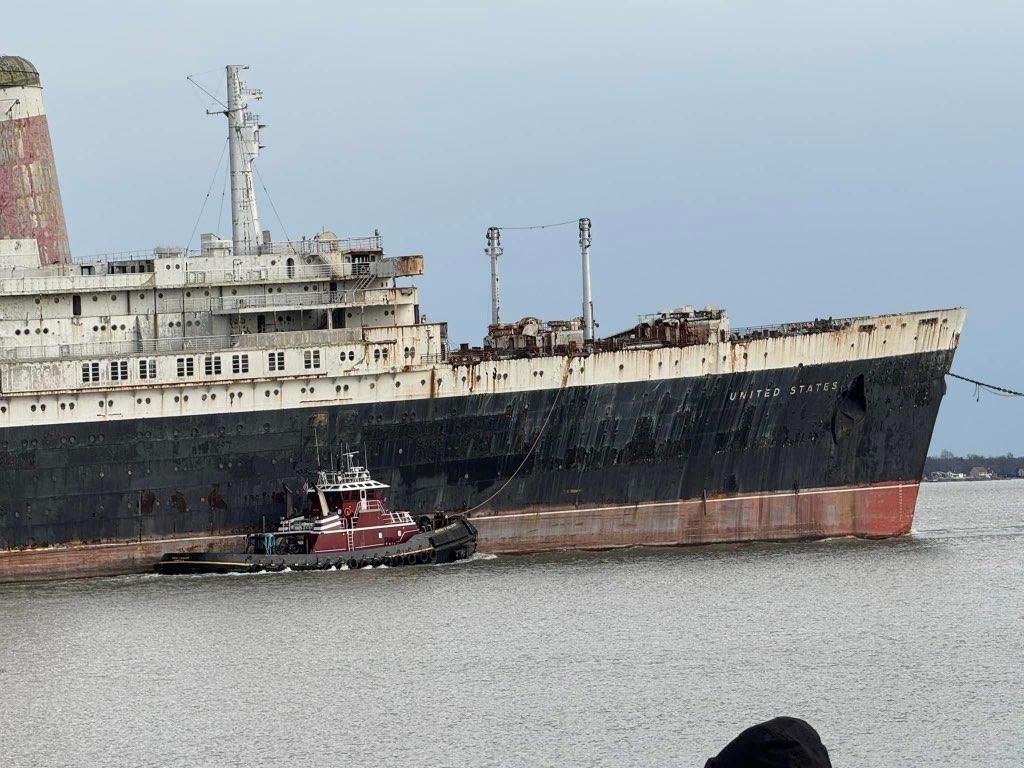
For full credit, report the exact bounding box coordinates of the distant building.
[969,467,994,480]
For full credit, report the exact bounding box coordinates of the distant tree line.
[925,451,1024,478]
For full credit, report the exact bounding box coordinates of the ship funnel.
[579,217,594,342]
[0,55,71,265]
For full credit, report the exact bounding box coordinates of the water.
[1,481,1021,767]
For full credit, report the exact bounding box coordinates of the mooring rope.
[947,372,1024,399]
[464,360,572,515]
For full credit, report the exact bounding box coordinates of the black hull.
[0,350,953,550]
[155,518,478,575]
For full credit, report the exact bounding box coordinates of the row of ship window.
[80,350,322,384]
[74,346,413,384]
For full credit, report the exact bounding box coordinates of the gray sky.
[7,0,1022,454]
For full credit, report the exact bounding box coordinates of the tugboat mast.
[225,64,264,256]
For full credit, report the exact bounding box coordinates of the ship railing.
[418,352,449,365]
[729,317,853,341]
[207,288,380,313]
[183,254,417,286]
[356,500,386,515]
[3,333,233,362]
[260,235,383,256]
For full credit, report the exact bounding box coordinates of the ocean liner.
[0,59,964,581]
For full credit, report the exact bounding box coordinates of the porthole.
[158,292,164,299]
[369,383,375,390]
[210,393,216,400]
[136,398,142,404]
[34,298,40,304]
[395,381,401,388]
[183,395,189,402]
[343,384,349,392]
[144,398,150,404]
[421,379,426,386]
[201,394,207,401]
[30,405,36,412]
[300,387,306,394]
[619,364,624,371]
[336,385,341,393]
[273,389,279,395]
[43,328,49,334]
[309,387,314,394]
[98,401,105,408]
[60,403,66,410]
[265,390,271,397]
[186,291,192,298]
[236,392,242,398]
[106,400,113,407]
[174,396,180,403]
[69,403,75,410]
[92,295,98,302]
[14,330,20,336]
[111,295,117,301]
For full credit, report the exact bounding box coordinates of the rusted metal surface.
[0,55,71,265]
[471,481,919,553]
[0,482,915,581]
[0,534,246,583]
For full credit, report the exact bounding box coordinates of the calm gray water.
[1,481,1021,767]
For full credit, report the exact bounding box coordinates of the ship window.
[138,359,157,379]
[303,349,321,369]
[72,295,82,316]
[110,360,129,382]
[204,356,222,376]
[232,354,250,374]
[373,349,381,362]
[81,361,100,383]
[268,351,285,371]
[381,348,389,360]
[177,357,195,377]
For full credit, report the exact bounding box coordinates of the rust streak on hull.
[0,482,915,582]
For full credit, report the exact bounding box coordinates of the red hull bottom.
[0,481,918,582]
[471,481,919,553]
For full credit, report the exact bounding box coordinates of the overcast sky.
[7,0,1022,454]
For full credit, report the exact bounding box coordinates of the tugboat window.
[232,354,249,374]
[72,295,82,316]
[177,357,195,377]
[204,356,222,376]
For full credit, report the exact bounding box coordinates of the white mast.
[486,226,502,325]
[579,217,594,342]
[225,65,263,256]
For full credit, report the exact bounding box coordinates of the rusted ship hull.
[472,480,919,552]
[0,343,953,581]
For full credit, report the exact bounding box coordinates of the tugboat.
[155,454,477,574]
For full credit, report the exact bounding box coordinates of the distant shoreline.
[924,455,1024,482]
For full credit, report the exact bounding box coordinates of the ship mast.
[225,65,264,256]
[486,226,502,325]
[579,217,594,343]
